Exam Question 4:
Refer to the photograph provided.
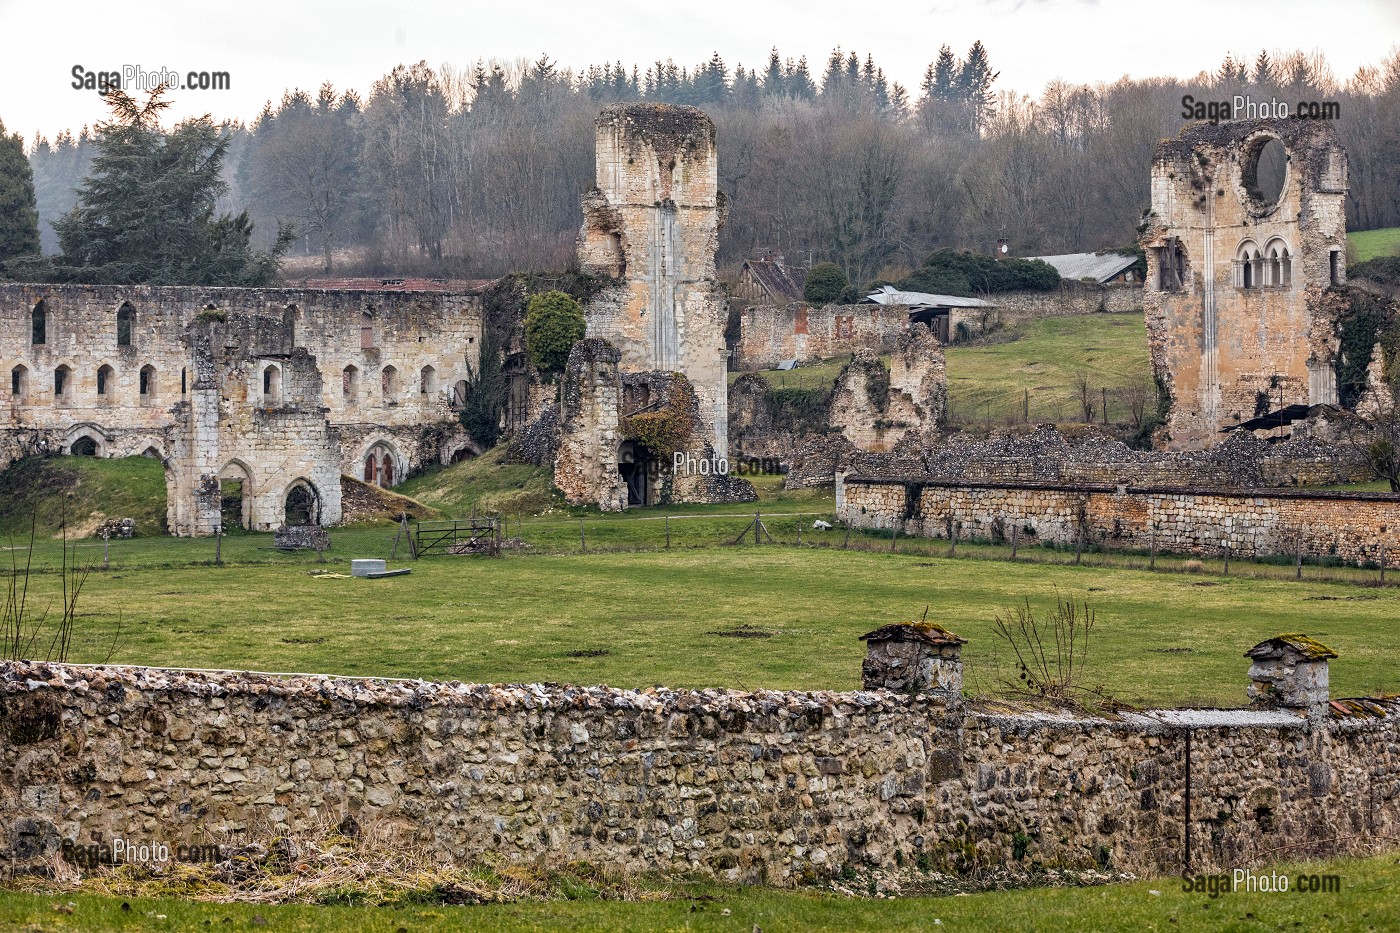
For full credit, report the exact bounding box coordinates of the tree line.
[6,44,1400,288]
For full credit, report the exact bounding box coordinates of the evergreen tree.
[51,87,290,285]
[956,41,999,134]
[931,45,958,102]
[762,48,785,97]
[0,118,41,269]
[786,57,817,99]
[1254,49,1276,87]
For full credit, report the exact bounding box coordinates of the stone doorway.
[617,440,657,508]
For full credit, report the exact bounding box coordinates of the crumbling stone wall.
[577,104,730,459]
[2,661,1395,883]
[839,474,1400,563]
[552,340,755,510]
[828,324,946,453]
[554,339,628,512]
[0,284,482,535]
[1141,120,1348,449]
[988,282,1142,320]
[732,302,909,371]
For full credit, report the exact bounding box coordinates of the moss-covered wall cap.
[1245,633,1338,661]
[859,622,966,647]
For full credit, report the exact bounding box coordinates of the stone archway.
[284,481,321,526]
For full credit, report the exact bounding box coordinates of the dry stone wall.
[839,475,1400,563]
[1,661,1395,884]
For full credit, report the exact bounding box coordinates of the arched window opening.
[1279,248,1292,288]
[116,302,135,347]
[31,301,46,345]
[365,443,397,487]
[11,365,28,399]
[1330,250,1341,286]
[381,365,398,404]
[1236,241,1261,289]
[141,446,162,459]
[54,365,72,403]
[420,365,437,397]
[139,365,156,402]
[262,364,282,406]
[70,436,98,456]
[283,305,300,345]
[360,311,375,350]
[96,364,115,401]
[284,482,320,526]
[342,365,359,405]
[452,379,469,409]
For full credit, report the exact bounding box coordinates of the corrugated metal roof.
[1024,252,1139,284]
[865,285,990,309]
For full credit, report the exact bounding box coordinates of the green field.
[1,852,1394,932]
[736,313,1155,425]
[1350,227,1400,263]
[7,512,1397,707]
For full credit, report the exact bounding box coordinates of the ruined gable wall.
[578,104,729,459]
[1142,120,1347,449]
[2,660,1395,884]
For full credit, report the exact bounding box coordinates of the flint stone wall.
[839,475,1400,563]
[2,661,1396,884]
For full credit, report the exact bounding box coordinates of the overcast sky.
[1,0,1395,141]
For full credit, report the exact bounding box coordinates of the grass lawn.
[733,313,1155,425]
[1350,227,1400,263]
[10,516,1396,707]
[1,852,1395,931]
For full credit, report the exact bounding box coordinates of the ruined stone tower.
[577,103,729,459]
[1141,119,1348,449]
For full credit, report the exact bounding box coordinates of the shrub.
[898,249,1060,297]
[524,290,586,376]
[803,262,849,305]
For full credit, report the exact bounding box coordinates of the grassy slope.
[1350,227,1400,263]
[1,852,1395,931]
[0,456,169,538]
[944,313,1153,423]
[394,446,561,517]
[734,313,1155,424]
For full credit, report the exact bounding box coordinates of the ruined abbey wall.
[838,475,1400,563]
[1141,120,1348,449]
[0,284,481,534]
[732,303,909,372]
[2,660,1395,883]
[578,104,730,459]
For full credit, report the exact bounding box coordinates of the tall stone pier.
[577,103,730,459]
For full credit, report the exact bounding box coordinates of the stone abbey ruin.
[0,105,1394,565]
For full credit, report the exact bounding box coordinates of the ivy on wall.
[1334,288,1400,409]
[622,375,697,459]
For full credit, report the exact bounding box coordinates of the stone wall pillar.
[859,623,966,696]
[1245,633,1336,710]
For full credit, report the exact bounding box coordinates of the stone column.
[858,623,966,696]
